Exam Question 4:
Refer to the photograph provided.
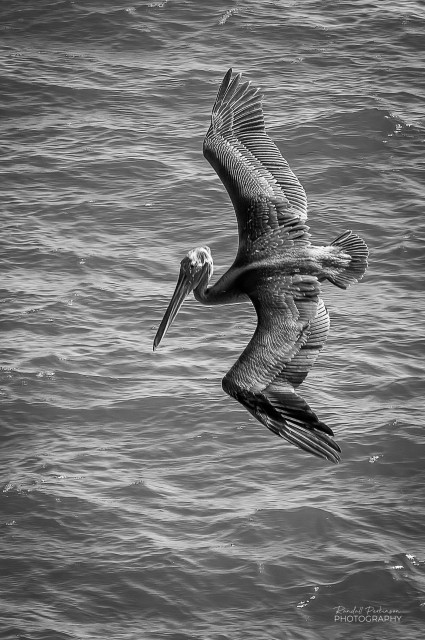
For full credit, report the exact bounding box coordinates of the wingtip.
[325,443,342,464]
[207,68,263,137]
[222,68,233,86]
[229,386,342,464]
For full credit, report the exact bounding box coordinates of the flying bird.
[153,69,368,464]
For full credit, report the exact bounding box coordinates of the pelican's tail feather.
[232,387,341,464]
[328,230,369,289]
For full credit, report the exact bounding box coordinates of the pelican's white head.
[153,246,213,350]
[180,246,213,288]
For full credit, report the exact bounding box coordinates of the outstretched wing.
[203,69,309,252]
[222,275,340,463]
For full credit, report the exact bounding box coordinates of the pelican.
[153,69,368,464]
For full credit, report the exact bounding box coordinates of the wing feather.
[222,275,340,463]
[227,274,320,391]
[203,69,308,249]
[272,298,330,388]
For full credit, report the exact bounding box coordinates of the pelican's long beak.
[153,270,194,350]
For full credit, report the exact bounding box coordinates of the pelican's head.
[153,246,213,350]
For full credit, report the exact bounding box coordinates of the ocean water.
[1,1,425,638]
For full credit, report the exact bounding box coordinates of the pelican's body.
[154,69,368,464]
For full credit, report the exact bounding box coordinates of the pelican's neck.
[193,265,244,306]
